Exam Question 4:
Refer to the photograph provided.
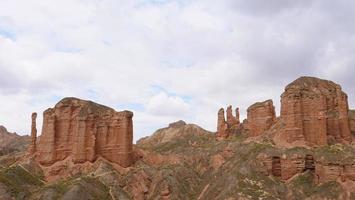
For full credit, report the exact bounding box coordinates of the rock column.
[28,112,37,154]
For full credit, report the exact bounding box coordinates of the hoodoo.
[28,112,37,154]
[216,106,240,140]
[36,97,134,167]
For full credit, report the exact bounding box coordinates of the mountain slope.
[0,126,29,156]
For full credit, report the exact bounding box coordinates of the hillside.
[0,126,29,156]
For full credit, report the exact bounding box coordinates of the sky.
[0,0,355,142]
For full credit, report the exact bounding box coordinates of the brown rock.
[28,112,37,154]
[349,110,355,135]
[315,163,342,183]
[216,106,240,140]
[258,153,314,181]
[226,106,240,126]
[244,100,276,137]
[280,154,305,180]
[216,108,229,140]
[37,97,134,167]
[280,76,352,146]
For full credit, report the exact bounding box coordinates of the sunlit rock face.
[280,76,352,146]
[37,97,134,167]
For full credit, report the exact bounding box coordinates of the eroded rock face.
[216,106,240,140]
[280,77,352,146]
[28,113,37,154]
[349,110,355,135]
[257,153,305,180]
[216,108,229,140]
[244,100,276,137]
[37,97,133,167]
[226,106,240,126]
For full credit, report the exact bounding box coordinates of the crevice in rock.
[304,154,315,172]
[272,156,281,177]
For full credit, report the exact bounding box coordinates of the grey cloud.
[1,0,355,139]
[0,65,23,94]
[231,0,312,16]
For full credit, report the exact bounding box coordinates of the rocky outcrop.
[37,97,134,167]
[280,77,352,146]
[28,113,37,154]
[216,106,240,140]
[257,153,306,181]
[227,106,240,126]
[349,110,355,135]
[244,100,276,137]
[216,108,229,140]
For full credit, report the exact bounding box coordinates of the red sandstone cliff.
[280,76,352,146]
[350,110,355,135]
[37,97,134,167]
[244,99,276,137]
[216,77,353,148]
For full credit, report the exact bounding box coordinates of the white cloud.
[0,0,355,141]
[145,92,190,116]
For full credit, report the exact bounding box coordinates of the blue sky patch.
[0,28,16,41]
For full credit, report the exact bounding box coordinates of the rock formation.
[216,106,240,140]
[280,76,352,146]
[216,108,229,140]
[226,106,240,126]
[244,100,276,137]
[37,97,134,167]
[349,110,355,134]
[28,113,37,154]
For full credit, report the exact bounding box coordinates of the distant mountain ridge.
[0,125,29,155]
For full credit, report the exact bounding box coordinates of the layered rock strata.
[244,99,276,137]
[37,97,134,167]
[349,110,355,135]
[280,76,352,146]
[257,152,355,183]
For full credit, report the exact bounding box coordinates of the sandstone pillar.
[28,112,37,154]
[216,108,229,140]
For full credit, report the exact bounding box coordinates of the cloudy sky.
[1,0,355,141]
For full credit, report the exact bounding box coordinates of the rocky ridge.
[0,125,29,156]
[0,76,354,200]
